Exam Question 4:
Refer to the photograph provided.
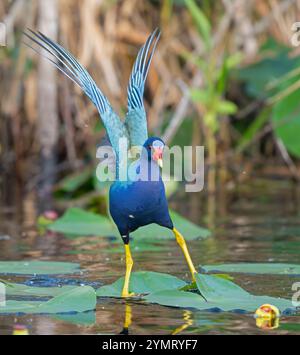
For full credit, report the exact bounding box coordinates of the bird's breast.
[110,180,165,216]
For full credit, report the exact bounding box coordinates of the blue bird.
[25,29,197,297]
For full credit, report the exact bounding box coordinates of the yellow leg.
[173,228,197,282]
[121,244,134,297]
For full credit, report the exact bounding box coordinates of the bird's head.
[143,137,165,168]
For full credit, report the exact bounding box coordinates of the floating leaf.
[145,289,207,309]
[145,273,295,314]
[202,263,300,275]
[97,271,296,314]
[0,261,80,275]
[132,210,210,241]
[194,273,294,313]
[105,240,167,254]
[5,283,76,298]
[96,271,186,297]
[213,274,234,281]
[145,288,294,314]
[0,286,96,314]
[195,273,249,301]
[48,208,115,236]
[48,207,210,240]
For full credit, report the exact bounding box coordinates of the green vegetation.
[47,207,211,240]
[0,261,80,275]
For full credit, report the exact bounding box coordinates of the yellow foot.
[121,291,135,298]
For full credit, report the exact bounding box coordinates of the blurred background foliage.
[1,0,300,220]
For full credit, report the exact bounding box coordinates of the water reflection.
[255,316,279,330]
[13,324,29,335]
[172,310,193,335]
[119,304,194,335]
[120,303,132,335]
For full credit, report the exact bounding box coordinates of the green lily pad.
[145,289,207,309]
[48,208,115,236]
[5,283,76,298]
[47,207,210,240]
[0,286,96,314]
[97,271,296,314]
[106,241,167,254]
[67,239,167,256]
[195,274,247,301]
[202,263,300,275]
[195,273,294,313]
[145,273,295,314]
[96,271,186,297]
[144,288,294,314]
[132,210,211,241]
[0,261,80,275]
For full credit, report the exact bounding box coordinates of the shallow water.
[0,178,300,335]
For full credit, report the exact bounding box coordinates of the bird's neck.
[122,154,160,183]
[115,149,160,183]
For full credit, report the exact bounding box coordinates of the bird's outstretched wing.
[125,29,161,148]
[23,30,129,157]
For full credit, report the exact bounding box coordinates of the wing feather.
[24,29,129,156]
[125,29,161,147]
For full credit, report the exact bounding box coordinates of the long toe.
[121,292,135,298]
